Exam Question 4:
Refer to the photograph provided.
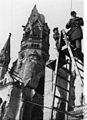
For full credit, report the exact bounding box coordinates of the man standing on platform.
[66,11,84,62]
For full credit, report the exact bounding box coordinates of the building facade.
[0,5,50,120]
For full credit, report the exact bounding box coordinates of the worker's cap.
[70,11,77,16]
[53,27,58,32]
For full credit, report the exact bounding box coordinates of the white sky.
[0,0,84,66]
[0,0,87,118]
[0,0,86,105]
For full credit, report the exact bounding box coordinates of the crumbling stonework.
[0,5,50,120]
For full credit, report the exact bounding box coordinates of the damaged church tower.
[18,5,50,120]
[0,5,50,120]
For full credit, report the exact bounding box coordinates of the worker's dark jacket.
[66,17,84,41]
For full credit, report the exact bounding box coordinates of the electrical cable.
[2,65,84,118]
[7,95,80,119]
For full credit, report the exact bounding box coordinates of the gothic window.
[31,43,40,49]
[32,25,41,38]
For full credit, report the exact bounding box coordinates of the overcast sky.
[0,0,86,100]
[0,0,87,111]
[0,0,84,66]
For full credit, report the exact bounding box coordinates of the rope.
[71,0,72,12]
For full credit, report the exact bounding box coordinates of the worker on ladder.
[66,11,84,62]
[53,27,60,51]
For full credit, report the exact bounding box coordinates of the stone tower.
[0,33,11,80]
[18,5,50,120]
[1,5,50,120]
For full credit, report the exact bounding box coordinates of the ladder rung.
[8,68,19,75]
[53,106,80,119]
[11,75,22,83]
[53,106,68,114]
[60,67,71,74]
[57,74,70,83]
[77,67,84,72]
[9,71,22,80]
[54,95,69,103]
[61,45,67,50]
[55,84,70,92]
[75,58,84,66]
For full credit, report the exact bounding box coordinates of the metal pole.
[71,0,72,12]
[52,70,54,91]
[51,55,59,120]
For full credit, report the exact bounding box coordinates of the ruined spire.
[0,33,11,66]
[28,5,39,24]
[29,5,45,24]
[21,6,50,62]
[22,5,45,32]
[1,33,11,53]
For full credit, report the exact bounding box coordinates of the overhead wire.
[7,95,80,119]
[1,70,80,118]
[71,0,72,12]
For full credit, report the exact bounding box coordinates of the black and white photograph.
[0,0,86,120]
